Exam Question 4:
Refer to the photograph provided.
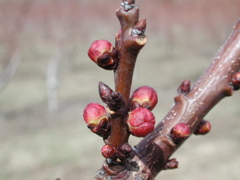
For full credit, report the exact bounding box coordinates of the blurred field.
[0,0,240,179]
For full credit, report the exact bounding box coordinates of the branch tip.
[121,0,135,11]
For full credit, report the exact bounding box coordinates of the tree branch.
[88,1,240,179]
[96,19,240,180]
[105,0,147,150]
[127,20,240,179]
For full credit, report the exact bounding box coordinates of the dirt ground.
[0,0,240,180]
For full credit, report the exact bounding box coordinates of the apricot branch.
[83,0,240,179]
[85,0,150,174]
[128,20,240,179]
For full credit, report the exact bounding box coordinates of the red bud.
[127,107,155,137]
[130,86,158,111]
[101,145,117,159]
[171,123,191,142]
[83,103,108,126]
[194,120,211,135]
[88,40,117,70]
[177,80,191,95]
[231,72,240,90]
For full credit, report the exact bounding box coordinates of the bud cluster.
[85,9,157,161]
[83,85,158,160]
[127,86,158,137]
[101,143,132,161]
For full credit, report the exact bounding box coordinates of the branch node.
[164,158,179,170]
[230,72,240,90]
[154,135,176,148]
[99,81,126,114]
[177,80,191,95]
[194,120,211,135]
[171,123,191,143]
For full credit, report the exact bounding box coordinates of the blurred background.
[0,0,240,179]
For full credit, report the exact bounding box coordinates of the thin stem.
[106,2,146,148]
[114,3,140,105]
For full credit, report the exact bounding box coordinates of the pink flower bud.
[130,86,158,111]
[83,103,110,138]
[101,144,117,159]
[127,107,155,137]
[171,123,191,142]
[231,72,240,90]
[194,120,211,135]
[83,103,108,126]
[88,40,117,70]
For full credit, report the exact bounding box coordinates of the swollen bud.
[83,103,110,137]
[101,144,117,159]
[130,86,158,111]
[177,80,191,95]
[231,72,240,90]
[127,107,155,137]
[83,103,108,125]
[88,40,118,70]
[194,120,211,135]
[171,123,191,143]
[117,143,132,160]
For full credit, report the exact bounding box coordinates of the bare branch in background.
[0,49,21,90]
[46,49,62,113]
[0,0,32,91]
